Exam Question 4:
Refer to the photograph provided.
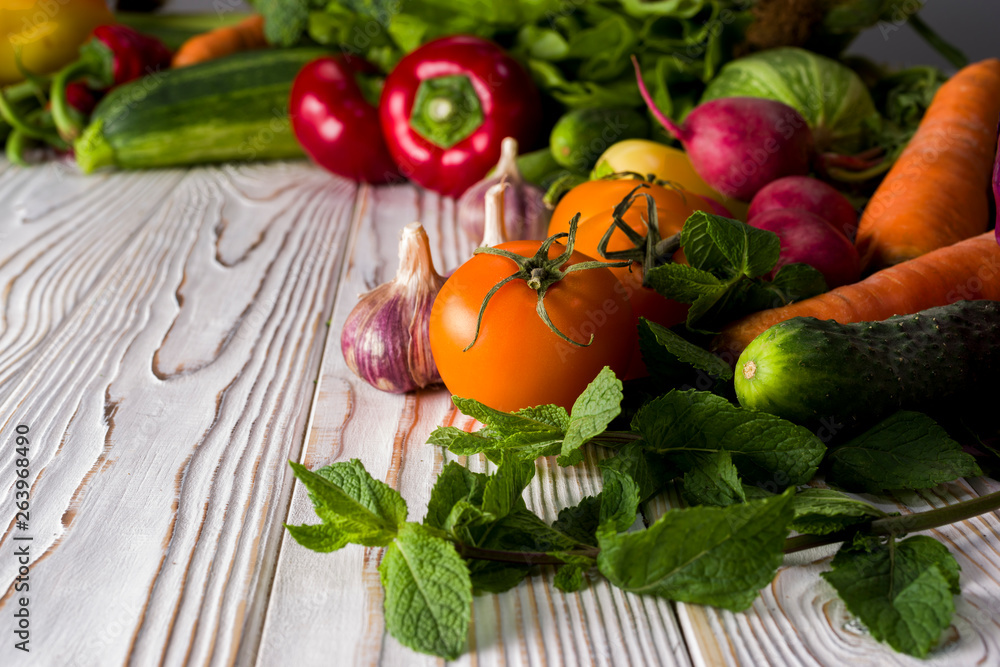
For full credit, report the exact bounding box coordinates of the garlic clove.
[456,136,551,243]
[479,181,508,248]
[340,222,445,393]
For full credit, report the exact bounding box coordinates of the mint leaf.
[559,366,623,466]
[638,318,733,381]
[766,263,828,304]
[644,262,723,303]
[822,535,960,657]
[827,411,982,492]
[482,453,535,520]
[380,523,472,660]
[468,564,531,594]
[552,495,602,546]
[452,396,566,438]
[597,489,795,610]
[554,563,586,592]
[427,426,497,455]
[424,462,487,531]
[632,390,825,486]
[681,450,745,507]
[515,404,570,430]
[790,488,887,535]
[599,441,672,503]
[680,211,780,278]
[284,522,350,552]
[290,460,406,546]
[599,464,641,532]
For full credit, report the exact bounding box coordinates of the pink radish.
[749,176,859,240]
[632,57,812,202]
[696,193,734,218]
[749,209,861,288]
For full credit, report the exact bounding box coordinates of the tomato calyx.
[464,215,631,351]
[595,186,683,287]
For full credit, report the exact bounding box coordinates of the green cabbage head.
[700,47,879,153]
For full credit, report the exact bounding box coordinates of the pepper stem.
[463,216,631,351]
[50,40,114,142]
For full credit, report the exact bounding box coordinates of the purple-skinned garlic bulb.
[457,136,550,242]
[479,181,508,248]
[341,222,445,393]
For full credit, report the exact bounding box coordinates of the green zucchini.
[734,300,1000,426]
[75,48,329,173]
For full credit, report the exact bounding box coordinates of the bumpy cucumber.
[734,300,1000,425]
[75,48,329,173]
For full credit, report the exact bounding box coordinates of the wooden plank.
[679,479,1000,667]
[261,184,693,666]
[0,162,356,666]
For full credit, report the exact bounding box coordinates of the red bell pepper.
[379,35,541,198]
[51,25,172,140]
[289,56,399,185]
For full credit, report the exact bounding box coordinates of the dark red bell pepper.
[51,25,172,140]
[379,35,541,198]
[289,56,399,185]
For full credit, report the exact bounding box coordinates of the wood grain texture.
[0,160,356,666]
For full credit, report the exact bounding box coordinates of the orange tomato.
[0,0,113,85]
[429,240,634,412]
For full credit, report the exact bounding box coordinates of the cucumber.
[734,300,1000,426]
[75,48,329,173]
[549,107,649,172]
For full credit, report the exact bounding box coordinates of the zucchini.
[75,48,329,173]
[734,300,1000,426]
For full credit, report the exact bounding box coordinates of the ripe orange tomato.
[429,240,634,412]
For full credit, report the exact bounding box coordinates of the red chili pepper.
[289,56,399,185]
[65,82,101,116]
[51,25,172,141]
[379,35,542,198]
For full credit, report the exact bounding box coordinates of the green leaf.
[632,390,825,487]
[516,404,571,430]
[827,411,983,493]
[789,488,887,535]
[681,450,746,507]
[766,263,828,304]
[599,464,642,532]
[639,318,734,381]
[468,563,531,594]
[290,460,406,546]
[600,442,673,503]
[427,426,497,455]
[554,563,586,592]
[380,523,472,660]
[822,535,961,657]
[284,523,350,553]
[552,495,602,546]
[597,489,795,610]
[644,262,723,303]
[482,453,536,520]
[424,462,488,531]
[559,367,624,466]
[680,211,780,278]
[452,396,566,438]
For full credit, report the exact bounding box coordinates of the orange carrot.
[171,14,268,68]
[714,231,1000,360]
[855,58,1000,271]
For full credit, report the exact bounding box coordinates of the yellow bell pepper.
[596,139,749,220]
[0,0,113,85]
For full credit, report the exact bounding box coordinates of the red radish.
[750,209,861,288]
[632,57,812,201]
[749,176,858,240]
[696,193,733,218]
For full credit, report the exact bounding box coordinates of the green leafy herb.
[380,522,472,660]
[424,462,488,531]
[827,411,982,493]
[632,390,825,487]
[559,366,624,465]
[822,535,961,657]
[681,450,745,507]
[482,453,535,520]
[789,488,887,535]
[597,489,795,610]
[638,317,734,384]
[552,495,602,547]
[288,460,406,547]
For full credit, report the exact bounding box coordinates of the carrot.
[713,231,1000,360]
[854,58,1000,271]
[171,14,268,68]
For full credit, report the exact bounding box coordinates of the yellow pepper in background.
[0,0,113,85]
[595,139,750,220]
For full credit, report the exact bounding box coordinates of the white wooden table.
[1,157,998,666]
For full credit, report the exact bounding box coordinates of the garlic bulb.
[340,222,445,393]
[457,136,550,243]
